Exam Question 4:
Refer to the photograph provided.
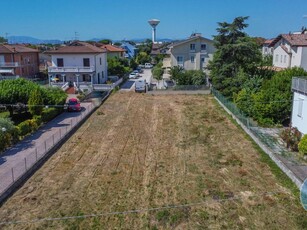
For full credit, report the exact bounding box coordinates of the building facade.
[291,77,307,135]
[0,44,39,78]
[46,41,107,87]
[164,33,215,72]
[97,44,126,58]
[270,33,307,71]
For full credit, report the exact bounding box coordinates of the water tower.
[148,19,160,43]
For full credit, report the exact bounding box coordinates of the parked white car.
[129,72,138,79]
[135,79,147,93]
[144,63,153,69]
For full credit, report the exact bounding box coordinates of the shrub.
[0,118,18,152]
[33,115,42,126]
[280,127,302,151]
[298,135,307,156]
[41,107,60,123]
[28,88,44,116]
[18,120,32,136]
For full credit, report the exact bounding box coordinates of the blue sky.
[1,0,307,41]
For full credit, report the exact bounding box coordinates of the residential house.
[163,33,215,73]
[262,39,274,56]
[0,44,39,79]
[46,41,107,89]
[120,42,138,59]
[291,77,307,134]
[96,44,126,58]
[269,32,307,71]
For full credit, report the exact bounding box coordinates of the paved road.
[120,69,152,91]
[0,101,93,177]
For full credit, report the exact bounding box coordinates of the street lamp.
[1,127,6,132]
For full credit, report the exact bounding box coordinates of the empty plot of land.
[0,93,305,229]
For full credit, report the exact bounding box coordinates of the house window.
[57,58,64,67]
[190,44,195,51]
[275,54,279,62]
[83,58,90,67]
[22,68,24,73]
[20,55,23,61]
[82,74,91,82]
[177,56,184,65]
[100,57,102,65]
[284,55,287,63]
[201,44,207,51]
[201,57,205,63]
[298,98,304,117]
[265,47,268,52]
[190,56,195,63]
[280,55,283,63]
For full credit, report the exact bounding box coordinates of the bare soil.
[0,92,305,229]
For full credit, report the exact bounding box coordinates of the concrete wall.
[291,92,307,135]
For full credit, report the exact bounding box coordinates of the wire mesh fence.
[212,88,306,184]
[0,102,95,196]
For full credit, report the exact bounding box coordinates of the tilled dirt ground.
[0,92,305,229]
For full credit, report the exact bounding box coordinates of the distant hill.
[8,36,63,44]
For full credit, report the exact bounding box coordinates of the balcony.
[0,62,19,67]
[48,66,95,73]
[292,77,307,95]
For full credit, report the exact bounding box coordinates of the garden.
[0,78,67,153]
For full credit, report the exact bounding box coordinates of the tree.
[28,88,44,116]
[152,65,163,84]
[208,16,262,98]
[107,57,130,77]
[99,39,112,44]
[136,51,151,64]
[129,58,138,70]
[0,36,7,43]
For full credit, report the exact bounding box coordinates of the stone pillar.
[75,74,80,87]
[91,73,94,85]
[48,74,52,86]
[61,74,66,84]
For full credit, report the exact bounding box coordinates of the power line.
[0,190,286,226]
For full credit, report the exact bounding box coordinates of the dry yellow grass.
[0,92,305,229]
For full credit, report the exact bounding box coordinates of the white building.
[270,33,307,71]
[163,33,215,73]
[46,41,108,90]
[291,77,307,135]
[262,39,274,56]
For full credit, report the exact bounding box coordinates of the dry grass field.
[0,92,305,229]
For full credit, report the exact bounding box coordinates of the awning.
[0,69,14,73]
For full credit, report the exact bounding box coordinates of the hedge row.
[0,107,62,153]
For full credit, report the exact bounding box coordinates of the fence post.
[35,148,38,161]
[11,168,14,182]
[44,140,47,152]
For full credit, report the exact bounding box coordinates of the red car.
[67,98,81,112]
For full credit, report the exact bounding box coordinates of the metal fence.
[211,88,305,186]
[0,102,97,196]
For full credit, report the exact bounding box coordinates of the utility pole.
[74,31,79,41]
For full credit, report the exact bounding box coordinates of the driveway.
[0,102,93,182]
[120,69,152,91]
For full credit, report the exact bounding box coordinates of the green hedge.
[298,135,307,156]
[17,119,39,137]
[0,118,19,152]
[41,107,61,123]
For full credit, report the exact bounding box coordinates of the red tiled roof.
[263,39,274,45]
[0,44,39,53]
[98,44,125,52]
[270,34,307,47]
[45,41,106,54]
